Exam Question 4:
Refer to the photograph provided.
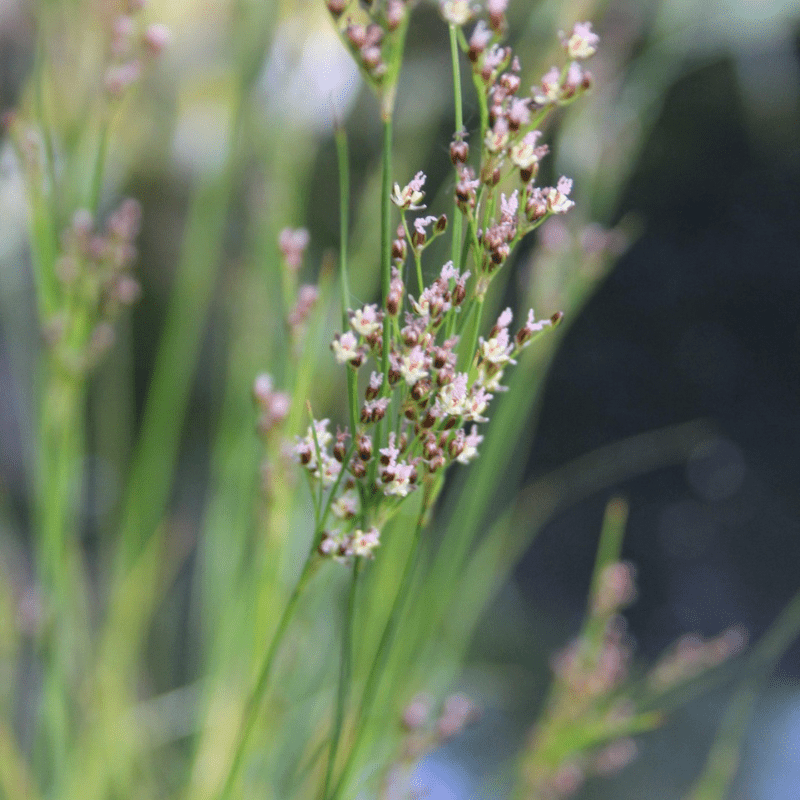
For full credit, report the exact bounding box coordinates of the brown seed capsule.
[333,441,346,462]
[392,236,407,262]
[423,436,439,460]
[346,23,366,49]
[427,453,445,472]
[411,378,432,401]
[449,436,464,459]
[450,140,469,165]
[357,435,372,461]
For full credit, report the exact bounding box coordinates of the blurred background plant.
[0,0,799,798]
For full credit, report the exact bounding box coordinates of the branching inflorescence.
[259,2,601,566]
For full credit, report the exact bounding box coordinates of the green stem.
[217,554,317,800]
[380,115,393,380]
[449,24,464,276]
[327,500,429,800]
[33,362,87,789]
[369,115,394,490]
[323,559,361,797]
[89,119,111,215]
[335,124,360,439]
[456,294,483,374]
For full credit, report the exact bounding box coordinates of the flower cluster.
[647,626,747,691]
[104,2,170,97]
[46,200,142,372]
[439,18,599,288]
[326,0,408,84]
[291,245,559,564]
[520,554,747,799]
[281,11,593,569]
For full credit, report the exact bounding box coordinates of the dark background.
[523,50,800,667]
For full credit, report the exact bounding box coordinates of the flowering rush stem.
[217,555,317,800]
[369,114,394,492]
[326,494,432,800]
[335,123,360,439]
[322,558,361,797]
[448,22,464,279]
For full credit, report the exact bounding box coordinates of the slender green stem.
[323,559,361,797]
[89,119,111,215]
[380,115,393,379]
[33,363,87,789]
[335,124,351,332]
[456,294,483,374]
[369,114,394,490]
[217,555,317,800]
[335,123,360,439]
[327,500,429,800]
[449,24,464,276]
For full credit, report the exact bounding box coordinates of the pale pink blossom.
[382,462,417,497]
[506,97,530,128]
[400,345,430,385]
[533,66,561,104]
[279,227,310,270]
[434,372,469,418]
[350,304,383,337]
[331,487,360,519]
[562,21,599,60]
[546,176,575,214]
[484,117,509,153]
[331,331,361,364]
[440,0,474,26]
[347,527,381,558]
[456,425,483,464]
[391,171,427,210]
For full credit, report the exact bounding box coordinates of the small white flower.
[379,432,401,467]
[331,331,361,364]
[456,426,483,464]
[477,366,506,392]
[480,329,514,365]
[350,304,383,337]
[562,21,599,60]
[496,307,513,329]
[391,171,427,210]
[507,97,530,128]
[440,0,474,26]
[533,67,561,104]
[347,527,381,558]
[309,419,332,448]
[500,192,518,223]
[319,530,343,556]
[469,20,492,52]
[400,345,430,385]
[463,385,492,422]
[439,260,459,282]
[382,462,416,497]
[331,486,359,519]
[434,372,469,418]
[509,131,545,170]
[485,117,509,154]
[319,454,342,487]
[546,176,575,214]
